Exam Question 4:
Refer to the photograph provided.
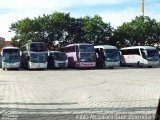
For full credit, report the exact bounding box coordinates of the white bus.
[48,51,68,68]
[1,47,21,70]
[21,42,48,69]
[120,46,159,67]
[94,45,120,68]
[65,43,96,68]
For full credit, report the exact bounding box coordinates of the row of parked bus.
[0,42,160,70]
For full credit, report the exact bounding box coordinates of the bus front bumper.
[104,61,120,68]
[29,62,47,69]
[2,62,20,69]
[78,62,96,68]
[54,61,68,68]
[147,61,160,67]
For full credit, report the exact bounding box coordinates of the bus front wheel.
[2,68,5,70]
[137,61,140,68]
[109,67,114,69]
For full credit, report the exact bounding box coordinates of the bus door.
[95,48,105,68]
[140,48,147,64]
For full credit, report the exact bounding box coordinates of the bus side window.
[140,49,147,59]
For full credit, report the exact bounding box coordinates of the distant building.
[0,37,5,51]
[5,41,12,47]
[0,37,12,51]
[0,38,12,68]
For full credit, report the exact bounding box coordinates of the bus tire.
[27,62,30,70]
[137,61,140,67]
[3,68,5,70]
[148,66,152,68]
[99,64,104,69]
[98,62,105,69]
[109,67,114,69]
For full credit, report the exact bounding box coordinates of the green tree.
[10,12,71,50]
[111,16,160,48]
[66,18,86,45]
[82,15,113,45]
[10,12,113,49]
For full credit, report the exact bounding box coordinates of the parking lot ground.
[0,67,160,119]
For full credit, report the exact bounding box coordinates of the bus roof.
[2,46,19,50]
[120,46,157,50]
[22,41,45,45]
[29,42,45,44]
[65,43,93,47]
[49,51,65,54]
[94,45,118,49]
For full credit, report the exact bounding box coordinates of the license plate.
[58,63,65,67]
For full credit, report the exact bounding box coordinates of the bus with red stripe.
[65,43,96,68]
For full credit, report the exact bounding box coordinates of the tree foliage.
[10,13,160,49]
[111,16,160,48]
[10,12,113,50]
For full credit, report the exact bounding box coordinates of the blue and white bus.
[94,45,120,68]
[120,46,159,67]
[21,42,48,69]
[1,46,21,70]
[48,51,68,68]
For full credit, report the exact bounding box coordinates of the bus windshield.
[80,53,95,62]
[147,49,159,61]
[30,43,47,52]
[104,49,120,62]
[79,45,95,52]
[30,53,47,63]
[52,53,67,61]
[3,49,20,62]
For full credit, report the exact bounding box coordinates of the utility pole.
[141,0,144,16]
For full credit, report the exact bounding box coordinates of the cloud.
[0,0,159,40]
[69,6,141,28]
[73,0,129,5]
[99,8,140,28]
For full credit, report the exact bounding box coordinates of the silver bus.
[120,46,159,67]
[21,42,48,69]
[94,45,120,68]
[48,51,68,68]
[1,46,21,70]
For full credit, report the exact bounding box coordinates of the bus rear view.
[1,47,21,70]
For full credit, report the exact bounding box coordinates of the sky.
[0,0,159,40]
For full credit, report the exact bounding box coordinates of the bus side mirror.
[0,52,2,56]
[27,56,30,61]
[143,50,147,56]
[20,51,22,56]
[48,51,50,56]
